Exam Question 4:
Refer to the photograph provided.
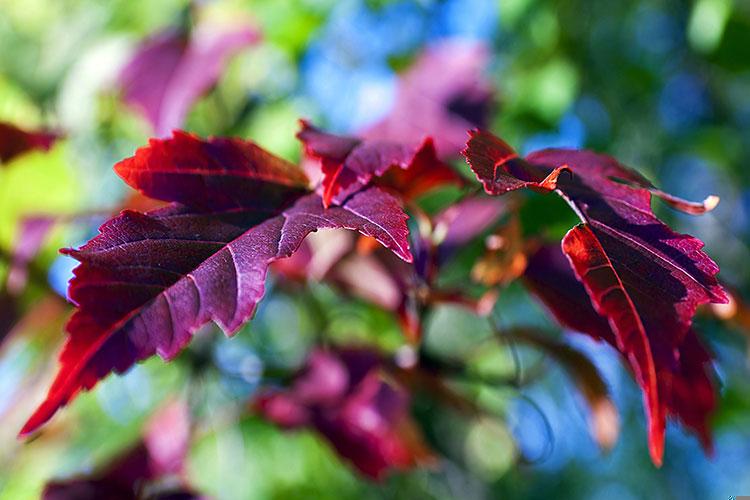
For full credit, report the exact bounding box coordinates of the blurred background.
[1,0,749,498]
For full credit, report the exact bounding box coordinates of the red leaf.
[119,22,259,136]
[255,348,433,479]
[563,224,664,463]
[0,122,58,164]
[465,129,728,465]
[20,132,411,436]
[297,120,461,207]
[525,243,718,464]
[114,130,309,211]
[463,130,568,195]
[362,40,493,157]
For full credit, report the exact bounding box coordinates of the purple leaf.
[297,120,461,207]
[119,22,259,136]
[362,40,493,157]
[256,348,433,479]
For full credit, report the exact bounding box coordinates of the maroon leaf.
[0,122,58,164]
[255,348,433,479]
[362,40,493,157]
[20,132,411,436]
[525,243,718,464]
[465,129,727,465]
[523,245,614,346]
[114,130,309,210]
[119,22,259,136]
[463,130,568,195]
[562,224,665,462]
[297,120,461,207]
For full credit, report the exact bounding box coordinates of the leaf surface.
[21,132,411,436]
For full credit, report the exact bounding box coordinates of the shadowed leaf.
[465,129,727,465]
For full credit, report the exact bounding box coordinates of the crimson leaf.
[297,120,462,207]
[525,244,716,458]
[464,129,727,465]
[20,131,411,436]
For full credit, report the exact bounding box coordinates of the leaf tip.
[703,194,720,212]
[648,426,665,468]
[18,402,53,439]
[295,118,314,140]
[534,165,571,192]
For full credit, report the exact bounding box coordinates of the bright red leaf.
[20,131,412,436]
[297,120,462,207]
[525,244,717,459]
[465,129,727,465]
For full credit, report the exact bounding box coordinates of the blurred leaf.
[506,328,620,450]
